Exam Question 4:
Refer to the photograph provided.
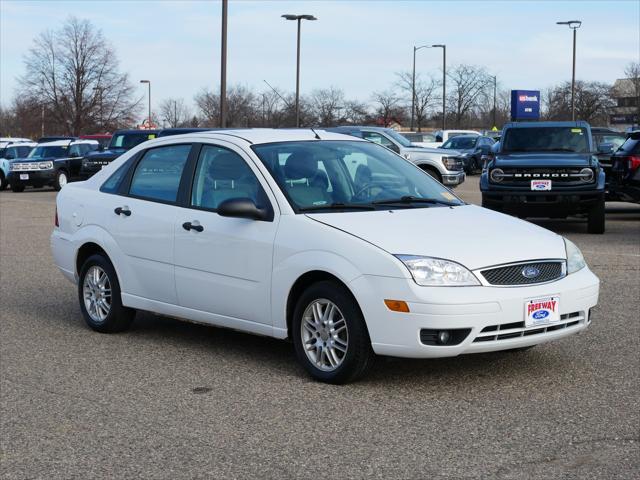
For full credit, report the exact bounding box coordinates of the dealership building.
[610,78,639,131]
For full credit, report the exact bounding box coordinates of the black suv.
[79,129,159,178]
[609,131,640,203]
[8,140,99,192]
[481,121,605,233]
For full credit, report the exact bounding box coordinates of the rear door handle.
[182,221,204,232]
[114,207,131,216]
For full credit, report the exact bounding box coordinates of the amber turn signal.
[384,299,410,313]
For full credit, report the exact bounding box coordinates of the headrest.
[284,151,317,180]
[208,152,245,180]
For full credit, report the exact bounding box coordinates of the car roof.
[162,128,366,145]
[504,121,590,128]
[1,141,37,148]
[112,129,160,135]
[157,127,218,137]
[37,139,99,147]
[0,137,32,143]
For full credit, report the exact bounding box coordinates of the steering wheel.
[354,182,379,198]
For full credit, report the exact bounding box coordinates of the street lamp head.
[557,20,582,29]
[431,44,445,48]
[139,79,150,84]
[282,14,317,21]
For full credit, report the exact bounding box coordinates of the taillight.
[54,207,59,227]
[627,155,640,172]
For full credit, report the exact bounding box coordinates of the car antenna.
[309,127,321,140]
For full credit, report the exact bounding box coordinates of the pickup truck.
[480,121,605,233]
[326,126,465,187]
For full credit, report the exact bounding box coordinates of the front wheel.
[54,169,68,191]
[78,254,135,333]
[292,281,374,384]
[0,173,7,190]
[11,183,25,193]
[587,198,605,234]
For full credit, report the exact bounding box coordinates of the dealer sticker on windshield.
[524,296,560,327]
[531,179,552,191]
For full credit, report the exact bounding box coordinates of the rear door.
[173,142,279,328]
[107,143,193,304]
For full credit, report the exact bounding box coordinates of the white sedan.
[51,129,599,383]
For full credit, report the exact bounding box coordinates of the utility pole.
[557,20,582,121]
[220,0,228,128]
[492,75,497,128]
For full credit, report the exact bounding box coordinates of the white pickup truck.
[327,126,466,187]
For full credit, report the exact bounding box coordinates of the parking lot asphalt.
[1,180,638,479]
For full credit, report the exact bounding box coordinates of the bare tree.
[20,16,139,135]
[447,65,492,128]
[544,81,613,124]
[159,98,191,128]
[310,87,345,126]
[342,100,370,125]
[195,85,257,127]
[371,89,404,127]
[624,62,640,125]
[395,71,439,131]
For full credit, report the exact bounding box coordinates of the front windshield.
[251,140,463,212]
[28,146,69,159]
[109,132,156,150]
[502,127,589,153]
[385,130,413,147]
[442,136,477,150]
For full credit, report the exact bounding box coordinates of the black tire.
[481,194,501,212]
[11,183,25,193]
[0,173,7,190]
[587,198,605,234]
[78,253,135,333]
[292,281,375,384]
[420,166,442,183]
[54,169,68,191]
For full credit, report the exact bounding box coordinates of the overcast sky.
[1,0,639,112]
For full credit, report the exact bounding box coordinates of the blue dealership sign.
[511,90,540,120]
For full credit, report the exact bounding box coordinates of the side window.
[69,145,81,157]
[129,144,191,202]
[191,145,266,211]
[362,131,392,147]
[101,162,130,194]
[5,147,17,159]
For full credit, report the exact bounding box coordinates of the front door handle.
[114,207,132,216]
[182,221,204,232]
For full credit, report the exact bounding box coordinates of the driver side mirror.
[217,197,272,221]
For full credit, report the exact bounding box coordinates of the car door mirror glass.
[597,143,614,154]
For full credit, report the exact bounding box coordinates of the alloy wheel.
[82,265,112,323]
[300,298,349,371]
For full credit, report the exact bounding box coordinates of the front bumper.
[481,188,603,215]
[349,266,599,358]
[442,171,465,186]
[8,169,55,186]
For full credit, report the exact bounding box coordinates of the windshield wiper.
[372,195,460,207]
[299,202,376,212]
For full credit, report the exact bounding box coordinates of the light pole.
[220,0,228,128]
[282,13,317,127]
[431,44,446,131]
[556,20,582,121]
[139,80,151,127]
[411,45,430,131]
[492,75,497,128]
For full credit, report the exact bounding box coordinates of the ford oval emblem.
[532,310,549,320]
[522,266,541,279]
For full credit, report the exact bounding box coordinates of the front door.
[174,143,278,327]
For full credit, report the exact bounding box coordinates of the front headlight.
[395,255,480,286]
[564,238,586,274]
[39,161,53,170]
[442,157,460,170]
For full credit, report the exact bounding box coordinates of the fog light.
[437,330,451,344]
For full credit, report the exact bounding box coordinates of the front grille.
[473,312,584,343]
[481,261,565,286]
[492,167,595,187]
[11,163,39,171]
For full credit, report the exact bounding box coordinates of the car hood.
[494,152,595,168]
[405,146,463,156]
[85,149,126,161]
[13,156,58,163]
[306,204,565,270]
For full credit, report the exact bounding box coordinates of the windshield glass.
[28,146,69,158]
[502,127,590,153]
[385,130,413,147]
[442,136,476,150]
[251,140,463,212]
[109,132,156,150]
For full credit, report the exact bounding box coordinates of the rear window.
[618,137,640,154]
[110,133,156,150]
[502,127,590,153]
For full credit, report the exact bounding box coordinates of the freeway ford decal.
[525,296,560,327]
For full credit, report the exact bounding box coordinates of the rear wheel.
[11,183,25,193]
[78,254,135,333]
[0,173,7,190]
[292,281,374,384]
[587,198,605,234]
